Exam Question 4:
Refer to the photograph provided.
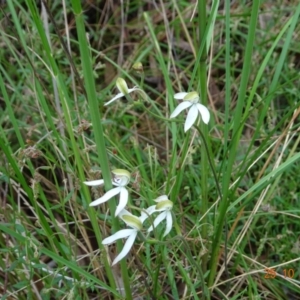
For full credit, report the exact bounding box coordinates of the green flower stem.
[71,1,132,298]
[195,126,222,207]
[168,131,190,197]
[143,12,177,153]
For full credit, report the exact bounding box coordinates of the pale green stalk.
[143,13,178,191]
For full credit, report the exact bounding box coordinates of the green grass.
[1,0,300,299]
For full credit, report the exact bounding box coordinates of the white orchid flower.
[102,209,148,265]
[147,195,174,237]
[105,78,140,106]
[170,91,210,132]
[84,169,130,216]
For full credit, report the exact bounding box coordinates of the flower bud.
[132,62,143,74]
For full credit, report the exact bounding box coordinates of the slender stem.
[195,125,229,282]
[195,127,222,200]
[197,0,209,276]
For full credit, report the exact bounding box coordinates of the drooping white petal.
[89,187,121,207]
[127,87,139,94]
[139,210,150,223]
[174,92,188,100]
[164,212,173,237]
[144,205,157,217]
[170,101,193,119]
[196,103,210,124]
[148,211,167,232]
[102,229,135,245]
[115,187,129,216]
[184,104,199,132]
[104,93,125,106]
[83,179,105,186]
[112,231,138,265]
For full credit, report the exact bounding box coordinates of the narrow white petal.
[170,101,193,119]
[196,103,210,124]
[84,179,104,186]
[127,87,139,93]
[115,188,129,216]
[174,92,188,99]
[139,210,149,223]
[139,206,157,224]
[112,231,137,265]
[163,212,173,237]
[89,187,121,207]
[102,229,135,245]
[143,205,157,217]
[104,93,124,106]
[148,211,167,232]
[184,105,198,132]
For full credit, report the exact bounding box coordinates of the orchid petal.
[83,179,105,186]
[127,87,139,93]
[115,187,129,216]
[102,229,135,245]
[184,104,198,132]
[174,92,188,100]
[164,212,173,236]
[89,187,121,207]
[196,103,210,124]
[138,205,157,224]
[148,211,167,232]
[154,195,168,202]
[170,101,193,119]
[104,93,125,106]
[112,231,138,265]
[117,176,130,187]
[144,205,157,217]
[139,211,149,223]
[118,209,131,218]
